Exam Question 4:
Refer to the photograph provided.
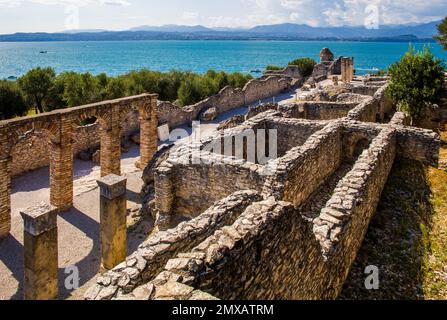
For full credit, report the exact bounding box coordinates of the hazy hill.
[0,20,441,42]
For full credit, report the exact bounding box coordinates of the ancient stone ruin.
[84,69,440,300]
[1,48,442,301]
[0,94,158,239]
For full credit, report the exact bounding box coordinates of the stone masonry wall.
[9,110,140,177]
[84,190,262,300]
[265,122,343,207]
[132,128,398,300]
[312,128,397,296]
[8,75,294,177]
[170,160,266,220]
[279,101,358,121]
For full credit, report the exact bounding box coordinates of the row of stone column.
[341,57,354,84]
[21,174,128,300]
[0,95,158,240]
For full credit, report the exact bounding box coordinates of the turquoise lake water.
[0,40,446,79]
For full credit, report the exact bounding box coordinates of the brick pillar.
[100,106,121,177]
[0,157,11,239]
[50,115,73,211]
[97,174,127,270]
[21,203,58,300]
[138,95,158,169]
[154,167,174,231]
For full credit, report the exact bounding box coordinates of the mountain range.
[0,21,441,42]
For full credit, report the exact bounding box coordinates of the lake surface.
[0,40,446,79]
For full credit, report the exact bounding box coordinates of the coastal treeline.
[0,68,253,120]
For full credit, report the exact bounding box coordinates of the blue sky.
[0,0,446,33]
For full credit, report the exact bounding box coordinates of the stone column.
[351,58,355,81]
[21,203,58,300]
[100,106,122,177]
[138,95,158,169]
[341,57,349,84]
[154,166,174,231]
[50,115,73,211]
[97,174,127,270]
[0,157,11,239]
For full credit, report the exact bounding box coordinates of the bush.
[0,80,27,119]
[266,65,283,71]
[288,58,317,77]
[386,46,445,121]
[371,69,387,76]
[435,16,447,51]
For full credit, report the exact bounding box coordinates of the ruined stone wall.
[84,191,262,300]
[10,111,140,177]
[265,122,343,207]
[170,161,265,220]
[264,66,303,80]
[136,128,398,300]
[243,76,291,105]
[280,102,358,121]
[312,129,397,296]
[395,126,440,166]
[159,199,325,300]
[157,101,192,129]
[266,117,327,156]
[85,107,441,300]
[8,75,293,177]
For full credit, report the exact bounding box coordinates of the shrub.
[0,80,27,119]
[4,68,254,119]
[266,65,283,71]
[288,58,317,77]
[386,46,445,121]
[371,69,387,76]
[435,16,447,51]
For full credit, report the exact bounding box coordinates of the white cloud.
[240,0,446,27]
[0,0,130,8]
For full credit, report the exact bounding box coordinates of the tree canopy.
[386,46,445,121]
[435,17,447,51]
[0,67,253,119]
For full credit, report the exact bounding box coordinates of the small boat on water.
[7,76,17,80]
[39,51,47,54]
[250,69,262,73]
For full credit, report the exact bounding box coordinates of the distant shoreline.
[0,37,437,43]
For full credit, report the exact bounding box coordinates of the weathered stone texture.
[97,174,128,270]
[0,93,157,239]
[21,203,58,300]
[85,191,261,299]
[86,74,442,301]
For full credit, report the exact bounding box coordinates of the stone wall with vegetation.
[9,75,295,177]
[85,80,441,300]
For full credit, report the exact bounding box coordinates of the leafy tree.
[0,80,27,119]
[288,58,317,77]
[228,72,252,89]
[386,46,444,121]
[435,17,447,51]
[105,77,128,100]
[18,67,55,113]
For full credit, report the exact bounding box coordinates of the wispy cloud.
[0,0,130,7]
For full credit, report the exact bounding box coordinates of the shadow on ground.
[340,158,435,300]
